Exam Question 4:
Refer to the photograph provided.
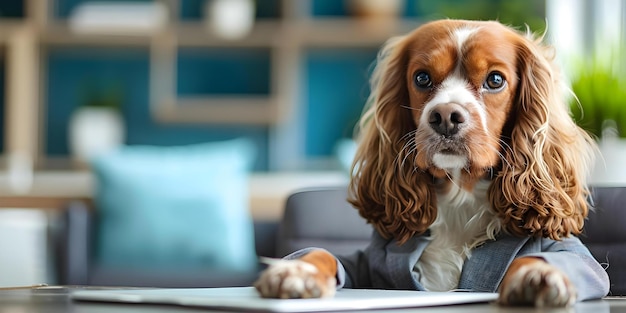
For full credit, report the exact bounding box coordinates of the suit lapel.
[458,235,530,292]
[384,235,430,290]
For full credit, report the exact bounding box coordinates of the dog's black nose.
[428,103,467,137]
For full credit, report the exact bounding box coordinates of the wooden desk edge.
[0,196,92,210]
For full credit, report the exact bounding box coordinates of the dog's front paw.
[254,259,336,299]
[499,259,577,307]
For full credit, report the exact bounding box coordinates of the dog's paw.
[254,258,336,299]
[498,260,577,307]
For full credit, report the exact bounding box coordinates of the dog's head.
[348,20,596,243]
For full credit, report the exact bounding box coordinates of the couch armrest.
[56,201,92,285]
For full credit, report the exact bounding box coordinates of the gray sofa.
[55,186,624,296]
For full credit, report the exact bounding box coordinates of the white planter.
[205,0,255,40]
[69,107,125,164]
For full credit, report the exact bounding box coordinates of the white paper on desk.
[71,287,498,312]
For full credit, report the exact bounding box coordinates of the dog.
[254,20,610,307]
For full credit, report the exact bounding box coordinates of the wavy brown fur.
[348,35,437,244]
[488,33,596,240]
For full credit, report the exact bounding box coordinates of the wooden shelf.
[293,18,422,47]
[0,20,29,42]
[41,21,155,47]
[175,20,283,48]
[38,18,421,48]
[153,96,278,124]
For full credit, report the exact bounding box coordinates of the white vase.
[69,107,125,164]
[205,0,255,40]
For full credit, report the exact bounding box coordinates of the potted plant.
[570,57,626,138]
[413,0,546,33]
[68,81,125,166]
[569,46,626,184]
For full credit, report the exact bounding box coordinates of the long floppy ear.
[488,34,596,240]
[347,35,437,244]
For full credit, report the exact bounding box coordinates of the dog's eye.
[414,72,433,89]
[483,72,506,92]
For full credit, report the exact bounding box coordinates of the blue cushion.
[92,139,257,271]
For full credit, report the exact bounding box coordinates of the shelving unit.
[0,0,421,174]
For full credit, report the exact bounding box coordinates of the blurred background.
[0,0,623,288]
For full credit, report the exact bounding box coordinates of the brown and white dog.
[254,20,607,307]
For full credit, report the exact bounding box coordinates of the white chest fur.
[413,181,501,291]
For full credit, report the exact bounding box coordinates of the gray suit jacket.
[289,231,610,301]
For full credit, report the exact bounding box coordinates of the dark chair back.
[582,186,626,296]
[276,187,372,257]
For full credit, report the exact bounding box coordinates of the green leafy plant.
[569,49,626,139]
[79,79,124,111]
[414,0,546,33]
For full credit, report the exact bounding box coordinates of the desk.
[1,286,624,313]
